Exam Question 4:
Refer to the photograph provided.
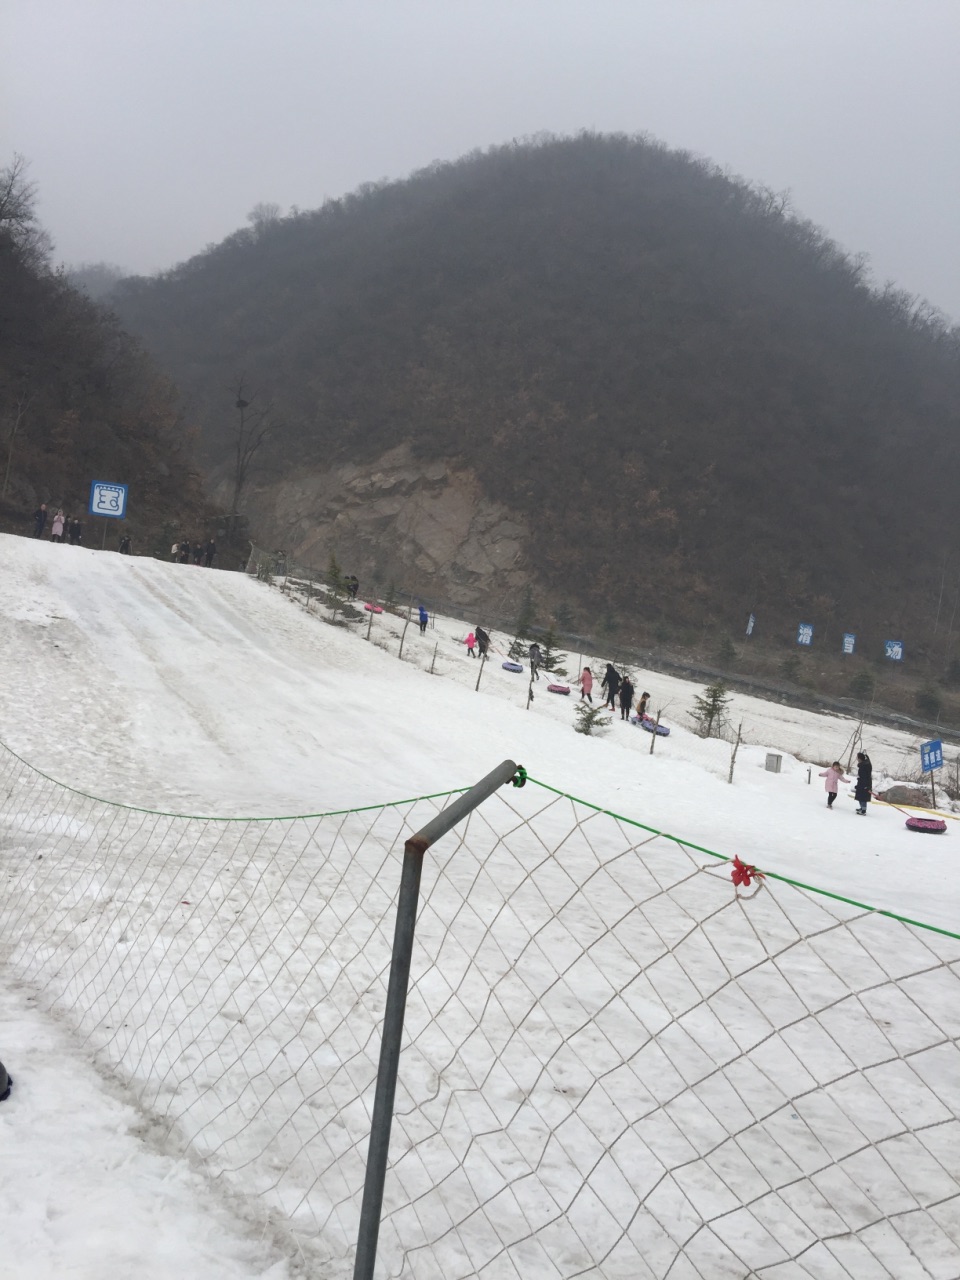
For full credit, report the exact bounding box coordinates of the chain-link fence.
[2,739,959,1277]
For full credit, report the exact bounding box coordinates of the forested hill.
[112,133,960,642]
[0,158,217,555]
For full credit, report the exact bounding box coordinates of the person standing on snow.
[636,691,651,721]
[601,664,621,711]
[618,675,635,721]
[50,509,66,542]
[32,503,47,537]
[464,631,477,658]
[819,761,850,809]
[475,626,490,658]
[68,517,82,545]
[578,667,594,702]
[418,605,429,634]
[528,642,543,680]
[854,751,873,815]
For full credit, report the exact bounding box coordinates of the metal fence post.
[353,758,521,1280]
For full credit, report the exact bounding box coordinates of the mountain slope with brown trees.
[0,157,218,556]
[111,133,960,650]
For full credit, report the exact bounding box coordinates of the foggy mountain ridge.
[109,133,960,647]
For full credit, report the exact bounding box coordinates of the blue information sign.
[89,481,128,519]
[920,739,943,773]
[842,633,856,655]
[885,639,903,661]
[797,622,814,646]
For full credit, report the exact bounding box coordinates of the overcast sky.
[4,0,958,319]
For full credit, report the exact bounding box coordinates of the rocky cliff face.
[239,445,531,608]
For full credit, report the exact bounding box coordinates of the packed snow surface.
[0,533,956,1276]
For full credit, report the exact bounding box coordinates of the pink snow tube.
[363,603,383,613]
[905,816,948,834]
[547,683,571,695]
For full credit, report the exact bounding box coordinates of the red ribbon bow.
[731,855,763,888]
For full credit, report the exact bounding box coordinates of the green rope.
[525,775,960,944]
[0,738,468,824]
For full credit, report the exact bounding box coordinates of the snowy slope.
[1,533,957,1277]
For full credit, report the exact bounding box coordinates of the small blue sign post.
[920,738,943,807]
[842,633,856,655]
[797,622,814,647]
[89,481,129,549]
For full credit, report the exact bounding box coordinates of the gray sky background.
[4,0,959,319]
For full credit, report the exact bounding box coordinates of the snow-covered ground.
[1,533,957,1277]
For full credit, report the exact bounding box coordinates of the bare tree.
[227,377,276,540]
[0,154,53,268]
[2,389,35,499]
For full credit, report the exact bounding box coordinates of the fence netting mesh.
[1,743,958,1278]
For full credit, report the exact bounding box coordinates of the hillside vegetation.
[0,157,217,554]
[112,133,960,645]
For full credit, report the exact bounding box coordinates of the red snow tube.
[905,816,948,834]
[363,603,383,613]
[547,683,571,695]
[502,661,524,673]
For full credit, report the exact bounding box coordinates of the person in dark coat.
[118,534,132,554]
[68,517,82,545]
[32,504,47,537]
[618,676,635,721]
[475,626,490,658]
[346,574,360,599]
[418,605,429,634]
[854,751,873,815]
[203,538,217,567]
[178,539,191,564]
[528,642,543,680]
[601,664,621,711]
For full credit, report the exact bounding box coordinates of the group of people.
[819,752,872,814]
[32,505,83,545]
[578,664,651,722]
[463,627,491,657]
[171,538,217,568]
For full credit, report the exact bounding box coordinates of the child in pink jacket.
[464,632,476,658]
[819,761,850,809]
[578,667,594,702]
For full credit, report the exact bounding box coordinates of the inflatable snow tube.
[502,661,524,673]
[905,816,948,834]
[363,603,383,613]
[547,683,571,695]
[640,715,670,737]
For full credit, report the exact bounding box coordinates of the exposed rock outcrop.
[239,445,531,608]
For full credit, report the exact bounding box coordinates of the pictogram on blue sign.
[89,481,128,519]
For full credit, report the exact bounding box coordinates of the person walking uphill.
[475,626,490,658]
[854,751,873,815]
[618,676,635,721]
[819,761,850,809]
[418,605,429,635]
[601,664,621,711]
[578,667,594,702]
[464,632,477,658]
